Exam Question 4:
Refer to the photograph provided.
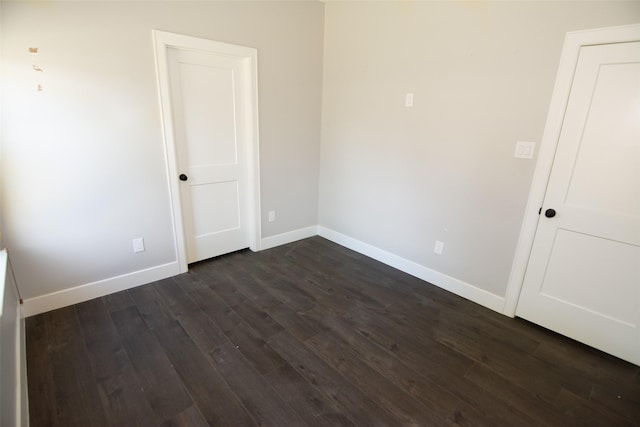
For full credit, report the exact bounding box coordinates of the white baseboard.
[21,261,181,317]
[260,225,318,250]
[317,226,505,313]
[21,224,318,317]
[21,225,505,316]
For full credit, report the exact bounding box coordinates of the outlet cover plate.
[133,238,145,253]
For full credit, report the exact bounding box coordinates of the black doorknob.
[179,174,188,181]
[545,208,556,218]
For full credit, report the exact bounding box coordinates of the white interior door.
[167,47,250,263]
[516,41,640,365]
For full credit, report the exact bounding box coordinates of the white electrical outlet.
[434,240,444,255]
[268,211,276,222]
[132,238,145,253]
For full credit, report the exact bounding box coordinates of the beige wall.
[319,1,640,298]
[0,1,324,300]
[2,0,638,309]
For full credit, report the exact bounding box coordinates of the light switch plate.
[514,141,535,159]
[405,93,414,107]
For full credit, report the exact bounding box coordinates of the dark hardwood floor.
[26,237,640,426]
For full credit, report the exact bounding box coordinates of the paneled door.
[166,47,250,263]
[516,40,640,365]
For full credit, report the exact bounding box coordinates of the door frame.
[503,23,640,316]
[153,30,262,273]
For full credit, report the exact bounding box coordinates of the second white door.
[167,47,250,263]
[516,41,640,365]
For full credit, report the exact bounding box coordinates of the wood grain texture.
[26,237,640,426]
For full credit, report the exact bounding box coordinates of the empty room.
[1,0,639,425]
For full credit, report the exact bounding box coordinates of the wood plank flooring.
[26,237,640,426]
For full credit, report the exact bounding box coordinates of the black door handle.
[179,174,188,181]
[545,208,556,218]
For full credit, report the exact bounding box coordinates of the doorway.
[153,31,261,271]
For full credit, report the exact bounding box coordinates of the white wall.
[319,1,640,303]
[3,0,638,315]
[0,1,324,306]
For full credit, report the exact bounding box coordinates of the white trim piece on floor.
[318,226,505,313]
[21,261,181,317]
[1,249,29,426]
[18,315,28,427]
[260,226,319,251]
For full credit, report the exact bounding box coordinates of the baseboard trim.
[318,226,505,313]
[21,226,505,316]
[21,261,181,317]
[21,224,319,317]
[260,225,319,250]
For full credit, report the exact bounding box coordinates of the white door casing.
[504,24,640,365]
[153,31,261,271]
